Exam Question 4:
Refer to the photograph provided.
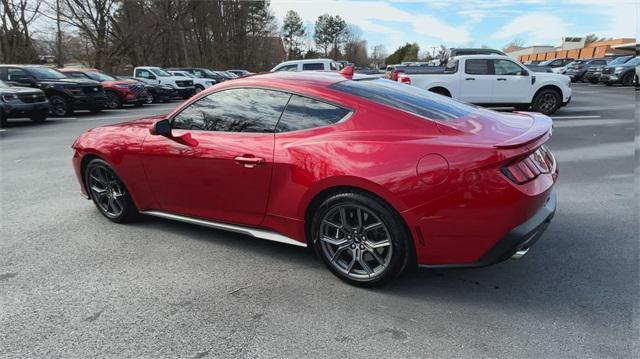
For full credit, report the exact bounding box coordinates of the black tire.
[49,95,72,117]
[532,88,561,115]
[621,72,634,86]
[0,110,6,128]
[30,111,47,123]
[105,91,122,109]
[89,107,103,114]
[84,158,138,223]
[195,85,204,93]
[311,191,411,287]
[145,93,155,104]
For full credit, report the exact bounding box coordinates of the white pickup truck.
[133,66,196,99]
[398,55,572,115]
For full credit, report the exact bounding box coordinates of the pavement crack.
[228,284,253,295]
[84,309,104,322]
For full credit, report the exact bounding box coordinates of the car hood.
[0,85,43,94]
[101,79,138,87]
[436,109,552,148]
[39,78,101,86]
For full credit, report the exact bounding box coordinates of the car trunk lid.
[436,109,552,149]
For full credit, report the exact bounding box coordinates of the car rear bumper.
[420,189,557,269]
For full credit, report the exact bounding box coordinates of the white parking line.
[552,115,601,119]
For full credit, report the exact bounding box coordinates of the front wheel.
[532,89,561,115]
[30,112,47,123]
[85,158,138,223]
[105,91,122,109]
[311,192,410,287]
[49,95,72,117]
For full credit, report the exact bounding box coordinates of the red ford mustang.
[72,70,557,286]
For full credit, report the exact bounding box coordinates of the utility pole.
[56,0,63,67]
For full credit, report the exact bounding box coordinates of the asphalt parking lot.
[0,83,636,358]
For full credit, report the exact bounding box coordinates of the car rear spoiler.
[494,112,553,149]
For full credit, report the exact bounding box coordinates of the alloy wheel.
[50,97,67,116]
[88,165,126,218]
[319,204,393,280]
[105,93,120,109]
[538,93,557,113]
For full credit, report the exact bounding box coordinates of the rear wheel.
[622,72,634,86]
[532,88,561,115]
[195,85,204,93]
[85,158,137,223]
[311,192,410,287]
[49,96,72,117]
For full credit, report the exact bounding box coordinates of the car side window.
[275,64,298,72]
[493,59,525,75]
[276,95,350,133]
[465,59,491,75]
[302,63,325,71]
[137,69,154,79]
[7,68,30,81]
[172,88,291,133]
[68,72,89,79]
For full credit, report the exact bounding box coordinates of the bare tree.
[0,0,43,63]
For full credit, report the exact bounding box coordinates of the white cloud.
[270,0,470,44]
[492,13,569,45]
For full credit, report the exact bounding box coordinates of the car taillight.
[392,70,399,81]
[399,76,411,85]
[501,146,556,184]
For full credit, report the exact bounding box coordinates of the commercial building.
[506,37,635,62]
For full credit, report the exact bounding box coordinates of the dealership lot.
[0,83,635,357]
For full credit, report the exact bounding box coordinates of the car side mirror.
[521,70,529,76]
[150,119,171,136]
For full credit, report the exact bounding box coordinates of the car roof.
[453,54,512,60]
[58,67,99,72]
[276,59,335,66]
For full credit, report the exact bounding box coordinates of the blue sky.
[271,0,637,55]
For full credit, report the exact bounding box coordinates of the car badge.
[32,94,37,98]
[93,87,98,92]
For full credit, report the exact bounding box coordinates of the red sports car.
[72,70,558,286]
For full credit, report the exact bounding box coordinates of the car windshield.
[539,60,552,66]
[87,71,117,81]
[224,71,238,78]
[150,68,171,77]
[28,67,67,80]
[331,78,476,121]
[172,71,194,78]
[608,56,633,66]
[626,57,640,66]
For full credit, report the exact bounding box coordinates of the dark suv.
[600,56,639,86]
[564,58,608,82]
[0,65,106,116]
[584,55,633,84]
[0,80,49,127]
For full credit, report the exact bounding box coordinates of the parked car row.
[0,63,254,127]
[576,55,638,86]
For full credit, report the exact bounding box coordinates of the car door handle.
[465,77,475,80]
[234,155,265,168]
[497,78,507,81]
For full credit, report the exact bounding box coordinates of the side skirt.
[141,210,307,248]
